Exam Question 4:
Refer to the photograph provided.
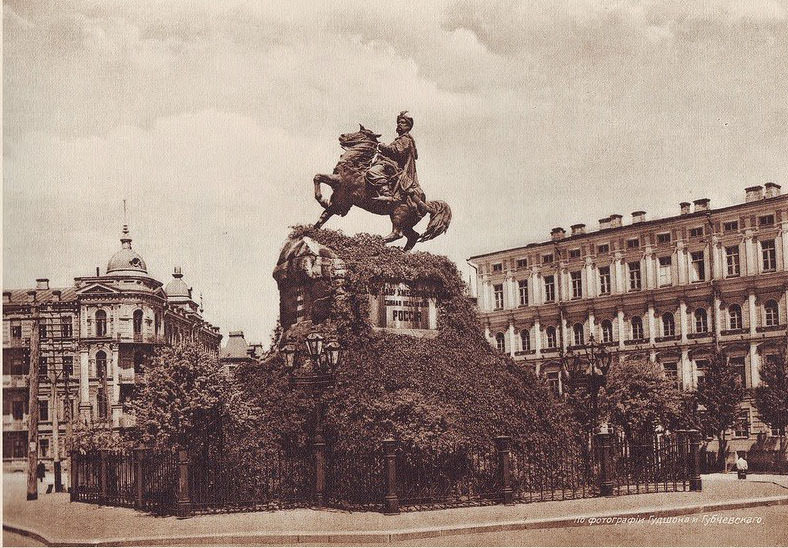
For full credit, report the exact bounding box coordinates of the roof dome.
[165,267,191,298]
[106,225,148,275]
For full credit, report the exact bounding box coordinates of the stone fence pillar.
[383,438,399,514]
[495,436,513,505]
[688,430,702,491]
[176,449,191,517]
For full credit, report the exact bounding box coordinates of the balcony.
[720,328,747,336]
[687,332,711,340]
[655,335,680,343]
[623,338,648,346]
[514,349,536,356]
[756,324,787,334]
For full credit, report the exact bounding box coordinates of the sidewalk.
[4,471,788,546]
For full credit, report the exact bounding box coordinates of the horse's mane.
[337,140,378,171]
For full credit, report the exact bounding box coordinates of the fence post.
[176,449,191,517]
[383,438,399,514]
[313,434,326,508]
[688,430,702,491]
[495,436,513,505]
[676,430,688,483]
[69,451,78,502]
[100,450,108,503]
[595,431,614,496]
[134,449,144,508]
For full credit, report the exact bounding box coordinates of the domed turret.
[106,224,148,275]
[165,267,191,299]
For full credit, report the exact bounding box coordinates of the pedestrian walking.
[36,462,46,483]
[736,454,748,479]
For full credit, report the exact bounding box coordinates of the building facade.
[469,183,788,454]
[2,224,222,463]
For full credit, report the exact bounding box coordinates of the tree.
[604,358,684,445]
[130,342,254,450]
[696,350,745,471]
[754,342,788,464]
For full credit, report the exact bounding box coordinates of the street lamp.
[561,335,613,433]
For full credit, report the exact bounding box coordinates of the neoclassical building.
[2,224,222,463]
[469,183,787,453]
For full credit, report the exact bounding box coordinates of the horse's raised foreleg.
[313,208,335,230]
[313,174,339,209]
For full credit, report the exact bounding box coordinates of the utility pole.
[26,308,40,500]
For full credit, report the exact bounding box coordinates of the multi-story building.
[469,183,788,456]
[219,330,264,376]
[2,223,222,464]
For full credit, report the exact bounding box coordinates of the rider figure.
[369,111,427,215]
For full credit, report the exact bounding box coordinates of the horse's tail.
[418,200,452,243]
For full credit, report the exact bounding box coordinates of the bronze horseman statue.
[313,112,451,250]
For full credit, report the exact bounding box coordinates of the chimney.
[599,217,611,230]
[609,214,623,228]
[570,223,586,236]
[745,185,763,202]
[680,202,691,215]
[764,182,781,198]
[229,330,244,338]
[96,266,100,276]
[52,290,62,301]
[693,198,710,212]
[3,291,11,303]
[36,278,49,290]
[631,210,646,224]
[551,227,566,241]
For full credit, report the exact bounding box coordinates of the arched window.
[495,332,505,352]
[154,313,161,337]
[764,300,780,327]
[573,323,584,346]
[601,320,613,343]
[695,308,708,333]
[95,310,107,337]
[662,313,675,337]
[96,351,107,378]
[728,305,743,330]
[631,316,644,340]
[133,309,143,335]
[546,326,557,349]
[520,329,530,352]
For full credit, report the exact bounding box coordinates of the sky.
[4,0,788,348]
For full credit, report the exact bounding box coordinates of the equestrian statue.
[312,112,451,251]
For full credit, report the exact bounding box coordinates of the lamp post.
[561,335,613,434]
[281,331,341,507]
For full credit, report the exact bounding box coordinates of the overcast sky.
[4,1,788,347]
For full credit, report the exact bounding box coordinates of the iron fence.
[612,433,689,495]
[511,439,598,503]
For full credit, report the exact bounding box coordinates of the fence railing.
[70,429,702,516]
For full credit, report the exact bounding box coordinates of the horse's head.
[339,124,381,149]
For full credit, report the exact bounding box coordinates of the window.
[492,263,503,273]
[38,357,47,378]
[695,308,708,333]
[690,251,705,282]
[546,326,557,349]
[696,360,708,390]
[599,266,611,295]
[97,388,108,419]
[726,246,740,276]
[11,324,22,339]
[154,313,161,336]
[627,238,640,249]
[133,309,143,335]
[662,313,675,337]
[723,220,739,233]
[657,232,671,244]
[95,310,107,337]
[762,240,776,272]
[61,316,73,338]
[516,258,528,269]
[601,320,613,343]
[493,284,504,310]
[542,254,554,264]
[39,323,47,340]
[729,305,742,330]
[571,271,582,299]
[658,256,672,286]
[689,226,704,238]
[734,410,750,438]
[546,371,560,395]
[598,244,609,254]
[134,351,145,375]
[663,362,679,389]
[39,439,50,458]
[96,351,107,378]
[628,262,641,290]
[63,356,74,377]
[631,316,644,340]
[569,249,581,259]
[759,214,775,227]
[573,323,584,346]
[520,329,530,351]
[764,300,779,327]
[544,276,555,302]
[12,400,25,420]
[518,280,528,306]
[38,400,49,422]
[495,333,505,352]
[731,357,746,387]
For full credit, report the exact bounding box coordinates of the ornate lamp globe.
[324,340,341,370]
[282,341,296,370]
[305,332,324,361]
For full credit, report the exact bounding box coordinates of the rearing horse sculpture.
[313,125,451,251]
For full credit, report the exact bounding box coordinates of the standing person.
[736,453,748,479]
[36,461,46,484]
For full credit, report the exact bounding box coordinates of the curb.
[5,495,788,546]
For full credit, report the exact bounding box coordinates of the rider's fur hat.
[397,111,413,129]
